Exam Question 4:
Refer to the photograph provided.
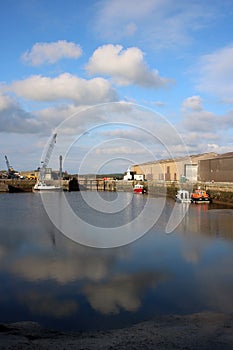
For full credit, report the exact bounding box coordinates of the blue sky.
[1,0,233,174]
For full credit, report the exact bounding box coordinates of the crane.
[39,133,57,181]
[5,155,19,179]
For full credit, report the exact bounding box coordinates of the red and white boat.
[133,183,146,194]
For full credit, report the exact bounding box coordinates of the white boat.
[33,181,62,191]
[175,190,191,203]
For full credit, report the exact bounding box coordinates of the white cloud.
[183,109,216,132]
[94,0,214,49]
[22,40,82,66]
[0,93,40,133]
[222,109,233,128]
[182,96,203,111]
[94,145,148,156]
[180,96,233,155]
[5,73,118,104]
[196,45,233,104]
[0,94,13,110]
[86,44,173,88]
[181,96,216,132]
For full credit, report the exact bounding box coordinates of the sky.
[1,0,233,174]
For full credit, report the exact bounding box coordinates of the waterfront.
[0,192,233,332]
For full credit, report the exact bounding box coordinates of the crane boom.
[39,133,57,180]
[5,155,19,178]
[5,155,11,172]
[41,133,57,169]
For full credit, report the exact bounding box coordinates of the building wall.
[132,153,217,182]
[132,159,187,181]
[199,155,233,182]
[132,161,182,181]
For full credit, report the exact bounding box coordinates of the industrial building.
[132,153,218,182]
[198,152,233,182]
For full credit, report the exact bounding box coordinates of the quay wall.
[110,180,233,205]
[202,182,233,205]
[0,179,36,192]
[1,178,233,204]
[0,180,8,192]
[0,179,69,192]
[146,181,233,205]
[92,179,233,205]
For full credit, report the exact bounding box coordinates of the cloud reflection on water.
[0,195,233,328]
[83,271,169,314]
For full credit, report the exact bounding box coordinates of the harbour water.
[0,192,233,331]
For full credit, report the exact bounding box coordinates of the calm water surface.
[0,192,233,331]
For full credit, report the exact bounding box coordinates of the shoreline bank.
[0,312,232,350]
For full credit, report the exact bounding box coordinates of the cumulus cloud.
[0,93,13,110]
[182,96,203,111]
[22,40,82,66]
[0,93,109,136]
[222,109,233,128]
[181,95,216,132]
[5,73,118,104]
[180,96,233,155]
[0,93,41,133]
[0,93,83,135]
[86,44,173,88]
[182,110,216,133]
[196,45,233,104]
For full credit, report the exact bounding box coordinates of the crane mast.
[39,133,57,181]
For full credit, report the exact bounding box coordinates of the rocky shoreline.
[0,312,232,350]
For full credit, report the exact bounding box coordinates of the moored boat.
[8,183,33,193]
[133,183,146,194]
[33,181,62,192]
[8,184,27,193]
[175,190,191,203]
[191,188,211,204]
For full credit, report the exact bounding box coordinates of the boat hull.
[33,181,62,191]
[33,186,62,191]
[8,184,32,193]
[191,198,211,204]
[133,188,144,194]
[190,188,212,204]
[133,183,146,194]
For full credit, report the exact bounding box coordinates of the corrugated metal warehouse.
[132,152,233,183]
[198,152,233,182]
